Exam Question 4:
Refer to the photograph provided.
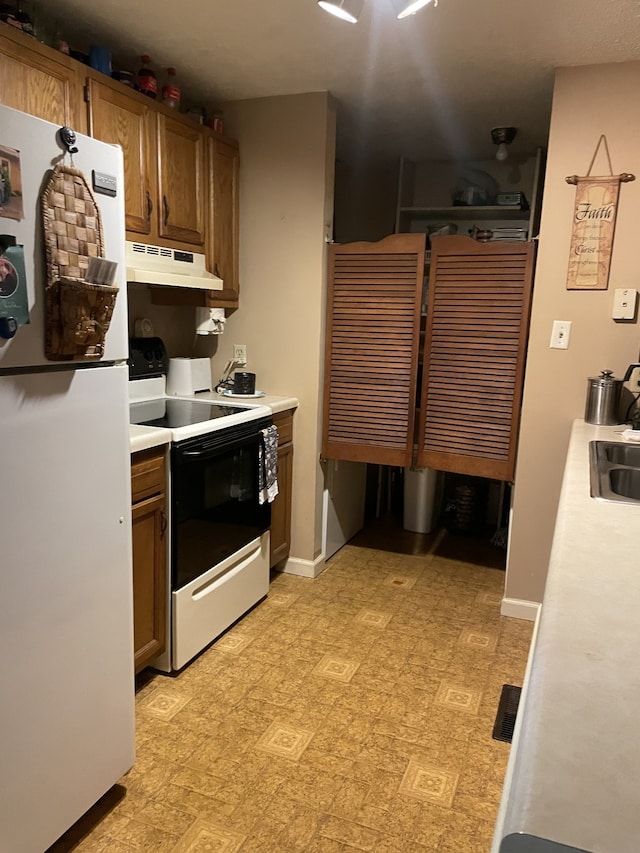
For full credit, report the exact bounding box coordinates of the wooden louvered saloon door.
[322,233,426,467]
[417,236,535,481]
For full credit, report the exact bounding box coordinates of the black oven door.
[170,418,272,591]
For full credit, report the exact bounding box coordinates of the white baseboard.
[277,553,326,579]
[501,597,541,621]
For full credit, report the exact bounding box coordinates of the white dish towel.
[259,425,279,504]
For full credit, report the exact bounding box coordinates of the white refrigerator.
[0,106,135,853]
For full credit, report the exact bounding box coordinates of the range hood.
[125,241,223,291]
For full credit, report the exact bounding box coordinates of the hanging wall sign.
[565,135,634,291]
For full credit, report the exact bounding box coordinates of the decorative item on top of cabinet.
[416,235,535,482]
[321,233,426,467]
[270,409,294,568]
[0,22,84,129]
[131,447,167,673]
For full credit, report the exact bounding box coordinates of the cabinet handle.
[146,191,153,222]
[160,507,167,535]
[162,195,169,226]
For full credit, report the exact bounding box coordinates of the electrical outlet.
[550,320,572,350]
[233,344,247,364]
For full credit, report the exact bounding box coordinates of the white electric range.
[129,375,271,439]
[129,341,273,672]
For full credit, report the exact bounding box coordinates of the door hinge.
[83,84,90,103]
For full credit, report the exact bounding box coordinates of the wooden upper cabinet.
[0,24,82,128]
[207,136,239,303]
[157,114,205,245]
[87,76,208,250]
[87,78,155,235]
[322,233,426,467]
[417,235,535,482]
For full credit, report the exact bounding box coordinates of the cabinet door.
[0,27,81,127]
[88,78,156,235]
[270,411,294,568]
[132,493,167,672]
[270,441,293,568]
[322,233,425,467]
[417,235,535,481]
[157,113,205,245]
[207,135,239,303]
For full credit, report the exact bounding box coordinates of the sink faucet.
[623,363,640,427]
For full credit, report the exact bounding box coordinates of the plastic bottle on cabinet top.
[161,67,181,109]
[0,3,19,27]
[15,2,35,36]
[137,55,157,99]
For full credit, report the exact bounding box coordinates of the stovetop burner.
[130,397,247,429]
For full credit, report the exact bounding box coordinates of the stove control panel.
[129,337,168,379]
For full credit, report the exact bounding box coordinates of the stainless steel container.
[585,370,623,425]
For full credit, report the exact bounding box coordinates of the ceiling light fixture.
[317,0,364,23]
[392,0,437,20]
[491,126,517,162]
[317,0,437,23]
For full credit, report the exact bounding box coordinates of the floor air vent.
[492,684,522,743]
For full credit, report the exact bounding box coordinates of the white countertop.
[496,421,640,853]
[129,424,172,454]
[129,395,298,453]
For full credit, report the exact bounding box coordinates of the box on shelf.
[496,191,528,208]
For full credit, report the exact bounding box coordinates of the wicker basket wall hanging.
[41,159,118,360]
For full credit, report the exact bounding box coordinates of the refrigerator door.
[0,364,135,853]
[0,104,128,369]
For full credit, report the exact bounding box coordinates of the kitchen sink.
[609,468,640,500]
[603,443,640,467]
[590,441,640,504]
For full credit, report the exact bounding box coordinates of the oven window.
[171,435,271,590]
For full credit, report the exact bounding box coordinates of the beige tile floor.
[49,534,533,853]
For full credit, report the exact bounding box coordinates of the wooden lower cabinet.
[270,410,294,568]
[131,448,167,673]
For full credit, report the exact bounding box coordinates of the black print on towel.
[259,424,279,505]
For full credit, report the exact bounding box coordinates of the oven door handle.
[179,437,255,460]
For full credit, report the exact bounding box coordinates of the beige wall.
[215,92,336,566]
[506,62,640,606]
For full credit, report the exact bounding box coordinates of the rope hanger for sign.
[565,134,635,291]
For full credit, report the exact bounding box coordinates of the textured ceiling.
[51,0,640,164]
